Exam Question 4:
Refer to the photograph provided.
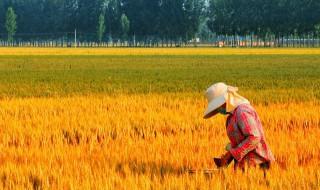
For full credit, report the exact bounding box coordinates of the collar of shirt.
[228,102,251,115]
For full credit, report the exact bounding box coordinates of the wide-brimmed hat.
[203,82,249,119]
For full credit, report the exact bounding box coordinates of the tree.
[184,0,205,41]
[97,12,106,43]
[63,0,79,32]
[315,24,320,37]
[41,0,66,34]
[121,0,160,43]
[104,0,121,40]
[158,0,183,42]
[0,0,4,35]
[207,0,232,35]
[5,7,17,42]
[0,0,319,46]
[120,13,130,41]
[75,0,104,40]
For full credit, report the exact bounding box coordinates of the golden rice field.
[0,48,319,189]
[1,47,320,56]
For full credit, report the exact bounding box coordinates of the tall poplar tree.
[5,7,17,42]
[120,13,130,41]
[97,12,106,42]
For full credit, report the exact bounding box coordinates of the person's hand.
[220,151,233,167]
[225,143,231,151]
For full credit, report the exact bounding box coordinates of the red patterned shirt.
[226,104,275,169]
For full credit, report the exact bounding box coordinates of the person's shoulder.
[235,103,255,115]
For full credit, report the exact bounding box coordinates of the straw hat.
[203,82,250,119]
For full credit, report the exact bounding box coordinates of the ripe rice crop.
[0,96,319,189]
[0,48,319,189]
[1,47,320,56]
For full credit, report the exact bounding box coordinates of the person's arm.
[229,109,261,161]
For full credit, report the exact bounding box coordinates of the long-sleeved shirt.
[226,103,275,169]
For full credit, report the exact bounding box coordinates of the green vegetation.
[120,14,130,41]
[97,12,106,43]
[0,55,319,103]
[1,0,319,45]
[5,7,17,42]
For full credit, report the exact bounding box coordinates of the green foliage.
[104,0,122,39]
[97,13,106,43]
[315,24,320,36]
[0,0,4,35]
[120,14,130,40]
[207,0,320,36]
[183,0,205,40]
[0,0,205,42]
[1,0,319,41]
[157,0,204,41]
[5,7,17,42]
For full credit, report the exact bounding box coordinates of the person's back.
[226,103,275,170]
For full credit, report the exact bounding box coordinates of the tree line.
[207,0,320,47]
[0,0,320,47]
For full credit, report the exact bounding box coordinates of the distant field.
[0,53,319,103]
[1,47,320,56]
[0,48,319,189]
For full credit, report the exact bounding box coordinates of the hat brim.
[203,94,226,119]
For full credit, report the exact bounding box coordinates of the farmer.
[203,82,275,171]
